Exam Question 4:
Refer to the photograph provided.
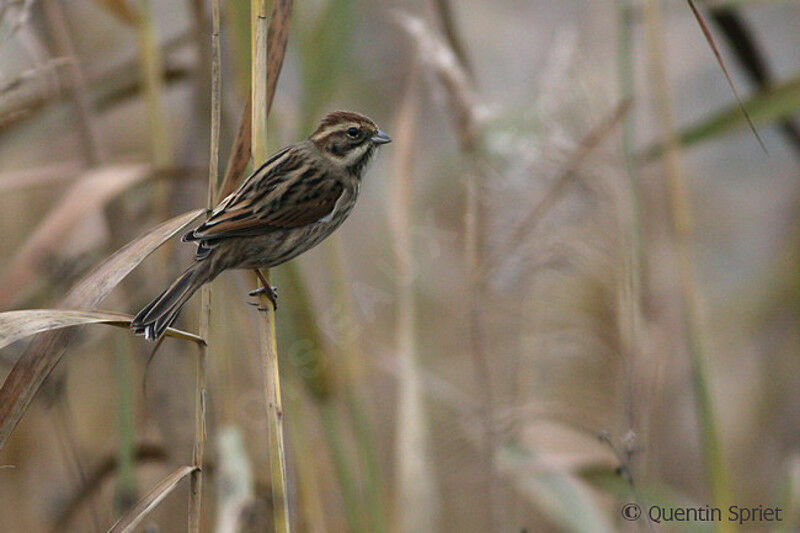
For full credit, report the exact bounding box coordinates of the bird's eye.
[346,127,361,139]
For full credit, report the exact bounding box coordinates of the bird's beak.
[371,130,392,145]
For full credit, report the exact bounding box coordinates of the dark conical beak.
[371,130,392,145]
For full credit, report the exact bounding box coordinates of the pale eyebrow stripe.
[314,122,362,139]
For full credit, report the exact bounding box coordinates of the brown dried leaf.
[107,466,199,533]
[0,162,85,193]
[62,209,204,309]
[0,209,204,450]
[0,309,204,350]
[217,0,293,200]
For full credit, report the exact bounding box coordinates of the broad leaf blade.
[0,309,204,350]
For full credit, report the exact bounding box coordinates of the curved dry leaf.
[0,309,204,351]
[0,161,85,193]
[0,209,203,450]
[63,209,205,308]
[393,11,479,150]
[107,465,198,533]
[498,446,613,533]
[0,164,151,308]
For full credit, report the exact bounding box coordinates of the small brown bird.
[132,111,391,341]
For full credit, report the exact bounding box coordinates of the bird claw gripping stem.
[248,284,278,311]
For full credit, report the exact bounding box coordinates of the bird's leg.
[249,270,278,311]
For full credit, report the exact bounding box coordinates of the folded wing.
[184,148,344,252]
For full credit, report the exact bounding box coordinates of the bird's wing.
[185,149,344,242]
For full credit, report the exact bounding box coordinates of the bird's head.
[310,111,391,174]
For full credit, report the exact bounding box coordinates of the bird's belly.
[232,217,347,270]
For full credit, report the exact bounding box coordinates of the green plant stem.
[136,0,174,297]
[114,335,137,516]
[320,402,364,533]
[280,263,371,532]
[285,391,328,533]
[326,245,388,533]
[136,0,171,166]
[643,0,732,523]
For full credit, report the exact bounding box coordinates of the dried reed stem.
[616,0,644,439]
[188,0,221,530]
[396,12,488,526]
[429,0,473,77]
[644,0,732,515]
[41,3,109,525]
[136,0,173,234]
[136,0,171,168]
[391,66,439,533]
[42,0,107,165]
[252,1,291,530]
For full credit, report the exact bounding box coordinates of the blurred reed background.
[0,0,799,531]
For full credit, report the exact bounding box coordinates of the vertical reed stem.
[188,0,220,530]
[115,335,137,515]
[644,0,732,518]
[616,0,645,463]
[252,1,291,530]
[136,0,172,219]
[391,67,438,533]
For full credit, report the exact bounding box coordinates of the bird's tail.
[131,261,210,341]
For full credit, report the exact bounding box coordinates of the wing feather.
[184,147,344,243]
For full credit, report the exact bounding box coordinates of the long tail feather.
[131,262,209,341]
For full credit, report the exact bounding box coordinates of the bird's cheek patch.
[329,142,345,156]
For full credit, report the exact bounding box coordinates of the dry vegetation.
[1,0,799,532]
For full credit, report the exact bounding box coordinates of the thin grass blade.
[63,209,204,308]
[686,0,766,152]
[106,465,199,533]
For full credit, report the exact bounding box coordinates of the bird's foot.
[246,301,268,312]
[248,284,278,311]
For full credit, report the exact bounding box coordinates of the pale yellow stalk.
[252,1,291,531]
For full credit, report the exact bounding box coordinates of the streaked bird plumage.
[131,111,391,341]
